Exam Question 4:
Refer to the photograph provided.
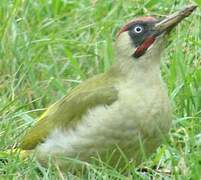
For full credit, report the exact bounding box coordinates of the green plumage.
[20,69,119,150]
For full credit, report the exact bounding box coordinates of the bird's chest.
[116,81,171,136]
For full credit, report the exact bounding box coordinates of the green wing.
[19,73,118,150]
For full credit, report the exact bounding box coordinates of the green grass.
[0,0,201,179]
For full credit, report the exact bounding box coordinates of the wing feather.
[19,74,118,150]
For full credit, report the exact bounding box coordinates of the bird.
[1,5,197,170]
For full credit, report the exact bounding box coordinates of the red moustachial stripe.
[133,36,155,58]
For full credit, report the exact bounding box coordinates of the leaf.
[145,0,161,8]
[194,0,201,7]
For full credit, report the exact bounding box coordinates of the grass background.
[0,0,201,179]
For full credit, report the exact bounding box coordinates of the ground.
[0,0,201,179]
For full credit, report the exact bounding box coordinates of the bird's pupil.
[134,26,143,33]
[136,27,141,32]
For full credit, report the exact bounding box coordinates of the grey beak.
[155,5,197,33]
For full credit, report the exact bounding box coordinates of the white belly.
[36,83,171,167]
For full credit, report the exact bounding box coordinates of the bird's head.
[115,5,196,70]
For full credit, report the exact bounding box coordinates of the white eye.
[134,25,143,33]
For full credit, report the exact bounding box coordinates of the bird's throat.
[133,36,156,58]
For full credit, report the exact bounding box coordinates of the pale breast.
[117,80,172,137]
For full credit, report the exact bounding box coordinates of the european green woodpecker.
[9,5,197,169]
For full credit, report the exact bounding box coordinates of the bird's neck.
[108,54,162,86]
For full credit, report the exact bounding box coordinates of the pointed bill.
[155,5,197,33]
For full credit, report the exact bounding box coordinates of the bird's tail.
[0,148,30,163]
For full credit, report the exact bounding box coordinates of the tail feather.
[0,149,30,162]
